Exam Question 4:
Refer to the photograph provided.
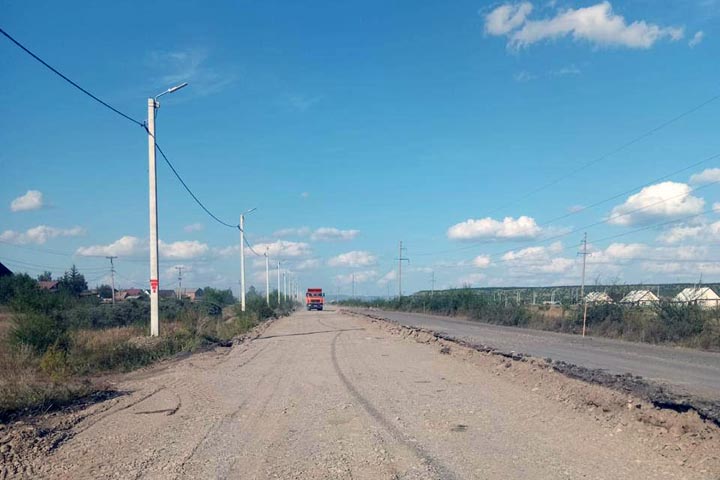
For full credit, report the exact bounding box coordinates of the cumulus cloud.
[1,225,84,245]
[484,2,533,35]
[76,235,145,256]
[310,227,360,242]
[658,221,720,244]
[294,258,322,271]
[77,236,210,259]
[447,216,541,241]
[328,250,377,268]
[500,242,575,275]
[590,242,648,263]
[10,190,44,212]
[485,1,684,50]
[607,182,705,226]
[377,270,397,286]
[335,270,378,285]
[689,168,720,185]
[241,240,312,258]
[159,240,209,259]
[183,223,204,233]
[472,255,491,268]
[689,31,704,47]
[273,227,311,238]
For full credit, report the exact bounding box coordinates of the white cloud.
[689,30,705,47]
[294,258,321,271]
[10,190,44,212]
[486,1,684,50]
[472,255,492,268]
[273,227,311,238]
[183,223,204,233]
[447,215,541,241]
[608,182,705,226]
[1,225,84,245]
[689,167,720,185]
[243,240,311,258]
[310,227,360,242]
[335,270,378,285]
[502,241,563,262]
[658,220,720,244]
[159,240,209,260]
[76,235,144,256]
[589,242,648,263]
[514,70,538,82]
[328,250,377,268]
[149,48,237,97]
[377,270,397,286]
[485,2,534,35]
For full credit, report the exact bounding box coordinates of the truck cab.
[306,288,324,311]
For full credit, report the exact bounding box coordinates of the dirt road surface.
[354,309,720,401]
[21,310,720,479]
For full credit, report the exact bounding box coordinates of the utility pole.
[265,248,270,305]
[175,266,183,299]
[579,232,589,337]
[106,256,117,305]
[240,214,246,312]
[431,271,435,296]
[277,261,281,303]
[283,271,287,302]
[397,241,409,297]
[147,97,160,337]
[146,82,187,337]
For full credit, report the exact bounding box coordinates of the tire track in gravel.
[174,339,283,477]
[330,331,460,480]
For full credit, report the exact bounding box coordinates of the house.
[584,291,613,304]
[0,262,12,278]
[179,288,203,302]
[620,290,659,306]
[674,287,720,309]
[158,289,176,299]
[38,280,59,292]
[114,288,146,302]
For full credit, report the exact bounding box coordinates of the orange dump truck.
[306,288,325,311]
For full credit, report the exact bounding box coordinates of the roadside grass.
[0,308,279,422]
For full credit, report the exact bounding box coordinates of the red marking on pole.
[150,279,159,293]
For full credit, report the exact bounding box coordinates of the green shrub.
[10,312,67,354]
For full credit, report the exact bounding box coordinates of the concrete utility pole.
[240,214,245,312]
[277,261,281,303]
[283,271,287,302]
[175,266,183,299]
[579,232,589,337]
[264,248,270,305]
[147,82,187,337]
[106,256,117,305]
[397,241,409,297]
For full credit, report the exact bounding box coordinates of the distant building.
[179,288,203,302]
[115,288,146,302]
[37,280,59,292]
[674,287,720,309]
[619,290,659,306]
[0,262,12,278]
[584,291,613,304]
[158,289,176,299]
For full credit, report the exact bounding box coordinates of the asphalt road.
[27,310,718,479]
[353,309,720,400]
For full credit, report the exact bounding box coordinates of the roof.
[584,291,612,303]
[124,289,144,296]
[38,280,59,290]
[674,287,720,302]
[620,290,659,303]
[0,262,12,277]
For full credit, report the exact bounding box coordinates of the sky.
[2,0,720,297]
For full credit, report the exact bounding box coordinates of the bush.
[10,312,68,354]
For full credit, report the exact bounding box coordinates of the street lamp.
[147,82,188,337]
[240,207,257,312]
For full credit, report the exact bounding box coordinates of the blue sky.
[2,0,720,297]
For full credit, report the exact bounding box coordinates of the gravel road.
[355,309,720,400]
[24,310,720,479]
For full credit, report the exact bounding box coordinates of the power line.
[153,141,239,229]
[0,27,144,127]
[486,93,720,216]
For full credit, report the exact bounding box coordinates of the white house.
[620,290,659,306]
[584,291,613,304]
[674,287,720,309]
